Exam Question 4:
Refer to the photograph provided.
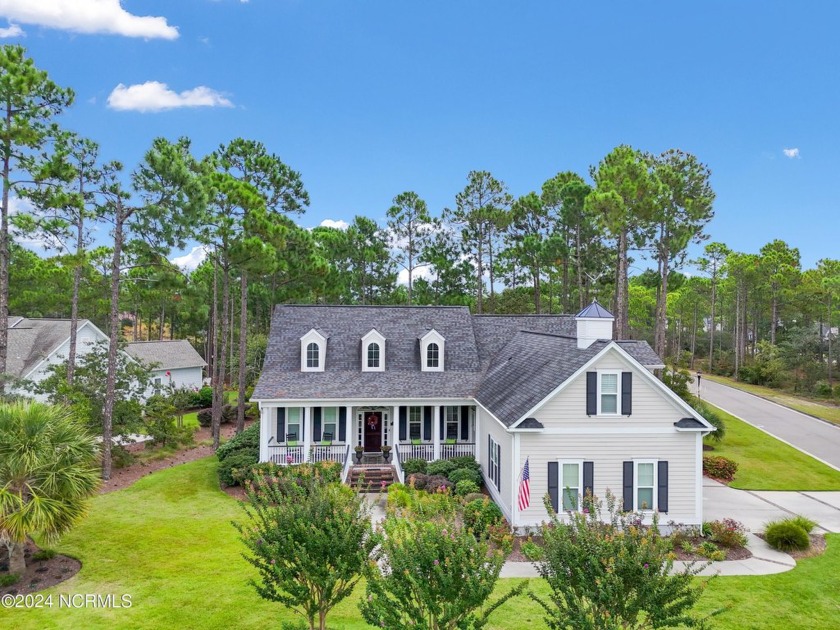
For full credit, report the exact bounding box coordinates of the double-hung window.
[598,371,620,415]
[367,342,380,369]
[322,407,337,441]
[635,461,656,511]
[488,436,501,491]
[409,406,423,441]
[286,408,301,443]
[306,342,320,369]
[559,460,583,512]
[445,406,460,440]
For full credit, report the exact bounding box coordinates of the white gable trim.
[21,320,110,380]
[508,342,715,431]
[420,328,445,372]
[300,329,327,372]
[361,329,386,372]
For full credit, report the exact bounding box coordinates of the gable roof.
[6,317,99,379]
[125,340,206,370]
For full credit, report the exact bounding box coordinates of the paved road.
[696,378,840,471]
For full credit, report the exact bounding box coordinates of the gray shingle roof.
[6,318,90,378]
[252,305,665,427]
[125,340,206,370]
[674,418,707,430]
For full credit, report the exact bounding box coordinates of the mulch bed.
[0,540,81,596]
[755,532,827,559]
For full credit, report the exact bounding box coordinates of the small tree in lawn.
[235,473,377,630]
[360,516,524,629]
[531,491,717,629]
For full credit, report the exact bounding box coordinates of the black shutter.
[658,461,669,513]
[623,461,634,512]
[496,443,501,490]
[621,372,633,416]
[586,372,597,415]
[487,435,491,475]
[423,406,432,441]
[583,461,594,501]
[338,407,347,442]
[439,406,444,438]
[399,406,407,441]
[313,407,322,442]
[460,406,470,440]
[276,408,285,442]
[547,461,559,513]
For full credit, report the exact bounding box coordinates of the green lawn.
[704,403,840,490]
[706,374,840,426]
[3,458,839,629]
[179,411,199,429]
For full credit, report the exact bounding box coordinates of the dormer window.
[362,329,386,372]
[300,329,327,372]
[420,329,445,372]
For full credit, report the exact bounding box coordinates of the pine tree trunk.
[615,229,629,339]
[770,293,778,345]
[237,271,248,434]
[101,202,125,480]
[476,239,484,314]
[67,212,84,385]
[654,249,670,358]
[709,277,717,371]
[0,105,11,394]
[212,260,230,450]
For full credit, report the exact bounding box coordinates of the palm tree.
[0,401,100,574]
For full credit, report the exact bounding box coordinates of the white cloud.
[319,219,349,230]
[170,245,208,271]
[0,0,178,39]
[0,23,22,37]
[783,147,800,159]
[107,81,233,113]
[397,266,433,286]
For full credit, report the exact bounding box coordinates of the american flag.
[517,458,531,511]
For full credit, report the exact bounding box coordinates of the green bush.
[693,398,726,443]
[456,480,480,497]
[218,451,259,487]
[198,404,235,427]
[707,518,748,548]
[463,492,485,504]
[447,456,481,472]
[448,467,481,485]
[192,386,213,408]
[217,422,261,462]
[814,380,833,397]
[401,458,427,475]
[521,539,544,561]
[197,408,212,427]
[407,472,428,490]
[464,498,504,540]
[765,519,810,552]
[426,459,456,478]
[0,573,20,587]
[32,548,57,561]
[425,475,454,494]
[246,461,343,488]
[703,455,738,481]
[789,514,817,534]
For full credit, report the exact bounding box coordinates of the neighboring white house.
[252,303,715,529]
[6,317,110,401]
[6,317,205,399]
[125,340,206,391]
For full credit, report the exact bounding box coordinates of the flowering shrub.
[463,497,505,540]
[359,517,523,629]
[243,460,342,490]
[532,491,715,629]
[707,518,748,548]
[703,455,738,482]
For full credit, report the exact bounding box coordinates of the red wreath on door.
[367,414,379,430]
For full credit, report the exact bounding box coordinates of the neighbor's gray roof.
[6,318,90,378]
[674,418,707,430]
[125,340,206,370]
[252,305,665,426]
[576,300,614,319]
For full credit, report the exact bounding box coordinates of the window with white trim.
[427,343,439,368]
[635,461,656,511]
[420,329,445,371]
[559,460,583,512]
[445,406,460,440]
[306,343,320,369]
[286,408,301,443]
[300,329,326,372]
[489,436,501,491]
[598,371,620,415]
[322,407,337,441]
[409,406,423,440]
[362,329,386,372]
[367,343,380,368]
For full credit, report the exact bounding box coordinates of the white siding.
[150,366,203,390]
[478,407,514,522]
[516,431,700,526]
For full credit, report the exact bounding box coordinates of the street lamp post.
[696,370,702,399]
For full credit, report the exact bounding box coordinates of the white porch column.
[345,406,353,446]
[303,405,312,462]
[472,406,479,460]
[433,404,441,460]
[392,405,399,447]
[259,404,269,463]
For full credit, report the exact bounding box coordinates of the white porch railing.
[267,444,306,465]
[310,444,348,464]
[396,442,476,462]
[267,444,350,466]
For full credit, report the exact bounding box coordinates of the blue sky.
[3,1,837,270]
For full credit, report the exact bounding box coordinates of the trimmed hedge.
[218,451,259,487]
[456,480,480,497]
[426,459,457,478]
[448,467,481,486]
[217,422,260,462]
[402,458,427,475]
[703,455,738,482]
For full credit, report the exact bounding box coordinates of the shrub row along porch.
[259,403,477,465]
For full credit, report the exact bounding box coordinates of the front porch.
[260,403,477,468]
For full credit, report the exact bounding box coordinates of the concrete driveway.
[695,379,840,470]
[704,478,840,533]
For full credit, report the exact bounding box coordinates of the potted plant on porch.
[381,444,392,463]
[354,445,364,463]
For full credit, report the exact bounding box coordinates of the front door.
[363,411,382,452]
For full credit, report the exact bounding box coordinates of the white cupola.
[575,300,614,349]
